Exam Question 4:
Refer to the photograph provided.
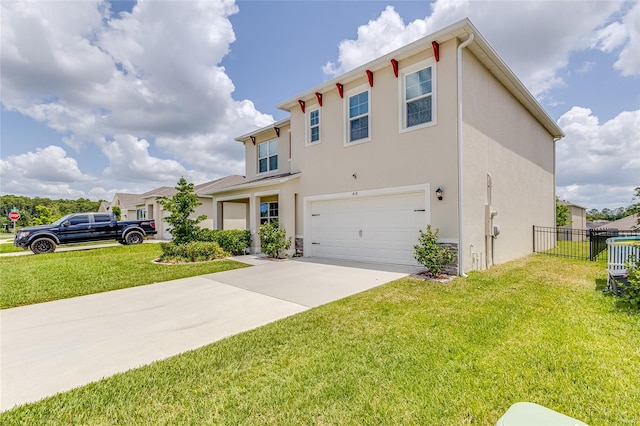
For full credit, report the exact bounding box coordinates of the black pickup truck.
[14,212,157,254]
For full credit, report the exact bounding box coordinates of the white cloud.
[322,1,633,98]
[0,146,95,199]
[101,135,190,183]
[593,1,640,76]
[556,107,640,209]
[0,0,272,198]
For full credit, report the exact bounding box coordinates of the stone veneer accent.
[295,237,304,257]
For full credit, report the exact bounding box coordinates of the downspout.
[456,32,474,277]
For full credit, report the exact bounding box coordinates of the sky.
[1,0,639,212]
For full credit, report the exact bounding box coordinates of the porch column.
[249,194,258,253]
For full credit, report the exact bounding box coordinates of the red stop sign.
[8,211,20,222]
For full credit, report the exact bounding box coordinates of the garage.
[309,191,427,265]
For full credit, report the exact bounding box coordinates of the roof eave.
[275,18,564,140]
[204,173,302,195]
[235,117,291,143]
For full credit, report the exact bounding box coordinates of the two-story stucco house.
[204,19,564,275]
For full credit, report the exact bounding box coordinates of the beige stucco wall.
[288,39,461,242]
[222,202,248,230]
[461,48,556,270]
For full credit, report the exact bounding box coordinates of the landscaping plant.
[413,224,456,276]
[159,241,228,263]
[158,177,206,245]
[259,221,291,258]
[196,229,251,255]
[617,255,640,312]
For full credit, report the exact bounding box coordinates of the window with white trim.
[346,89,370,144]
[307,108,320,145]
[258,139,278,174]
[136,208,147,220]
[401,60,436,131]
[260,202,278,225]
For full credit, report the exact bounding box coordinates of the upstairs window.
[401,60,436,131]
[307,109,320,145]
[347,89,370,144]
[258,139,278,174]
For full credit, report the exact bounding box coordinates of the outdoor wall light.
[435,187,443,200]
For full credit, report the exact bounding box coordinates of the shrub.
[259,221,291,259]
[617,256,640,312]
[413,225,456,276]
[159,241,228,263]
[195,229,251,255]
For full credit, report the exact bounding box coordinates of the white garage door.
[310,192,426,265]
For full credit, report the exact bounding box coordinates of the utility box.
[485,205,498,237]
[495,402,588,426]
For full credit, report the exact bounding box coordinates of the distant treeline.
[587,206,637,222]
[1,195,104,230]
[587,187,640,223]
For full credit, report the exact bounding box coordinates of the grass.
[1,255,638,425]
[0,238,22,253]
[0,244,249,309]
[541,239,609,261]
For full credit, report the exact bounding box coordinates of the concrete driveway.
[0,256,414,411]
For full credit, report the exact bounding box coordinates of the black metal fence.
[533,226,640,261]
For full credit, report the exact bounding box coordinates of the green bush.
[413,225,456,276]
[195,229,251,255]
[159,241,228,263]
[617,256,640,312]
[259,221,291,259]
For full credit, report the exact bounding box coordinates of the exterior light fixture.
[436,187,443,200]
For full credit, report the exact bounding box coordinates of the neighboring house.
[587,220,610,230]
[204,18,564,275]
[558,200,587,241]
[595,214,640,233]
[97,201,111,213]
[109,192,146,221]
[107,176,245,240]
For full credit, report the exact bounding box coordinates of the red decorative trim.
[366,70,374,87]
[336,83,344,98]
[315,92,323,106]
[274,127,280,137]
[391,59,399,78]
[432,41,440,62]
[298,100,305,113]
[250,136,256,145]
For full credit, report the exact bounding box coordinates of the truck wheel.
[124,231,144,245]
[30,238,56,254]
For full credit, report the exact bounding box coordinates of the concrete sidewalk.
[0,256,413,411]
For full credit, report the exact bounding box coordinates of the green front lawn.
[2,255,638,425]
[0,244,249,309]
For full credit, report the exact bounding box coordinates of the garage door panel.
[310,192,426,266]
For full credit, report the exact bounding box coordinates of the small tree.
[556,197,571,227]
[159,177,206,245]
[413,225,456,276]
[111,206,122,221]
[629,186,640,229]
[259,221,291,258]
